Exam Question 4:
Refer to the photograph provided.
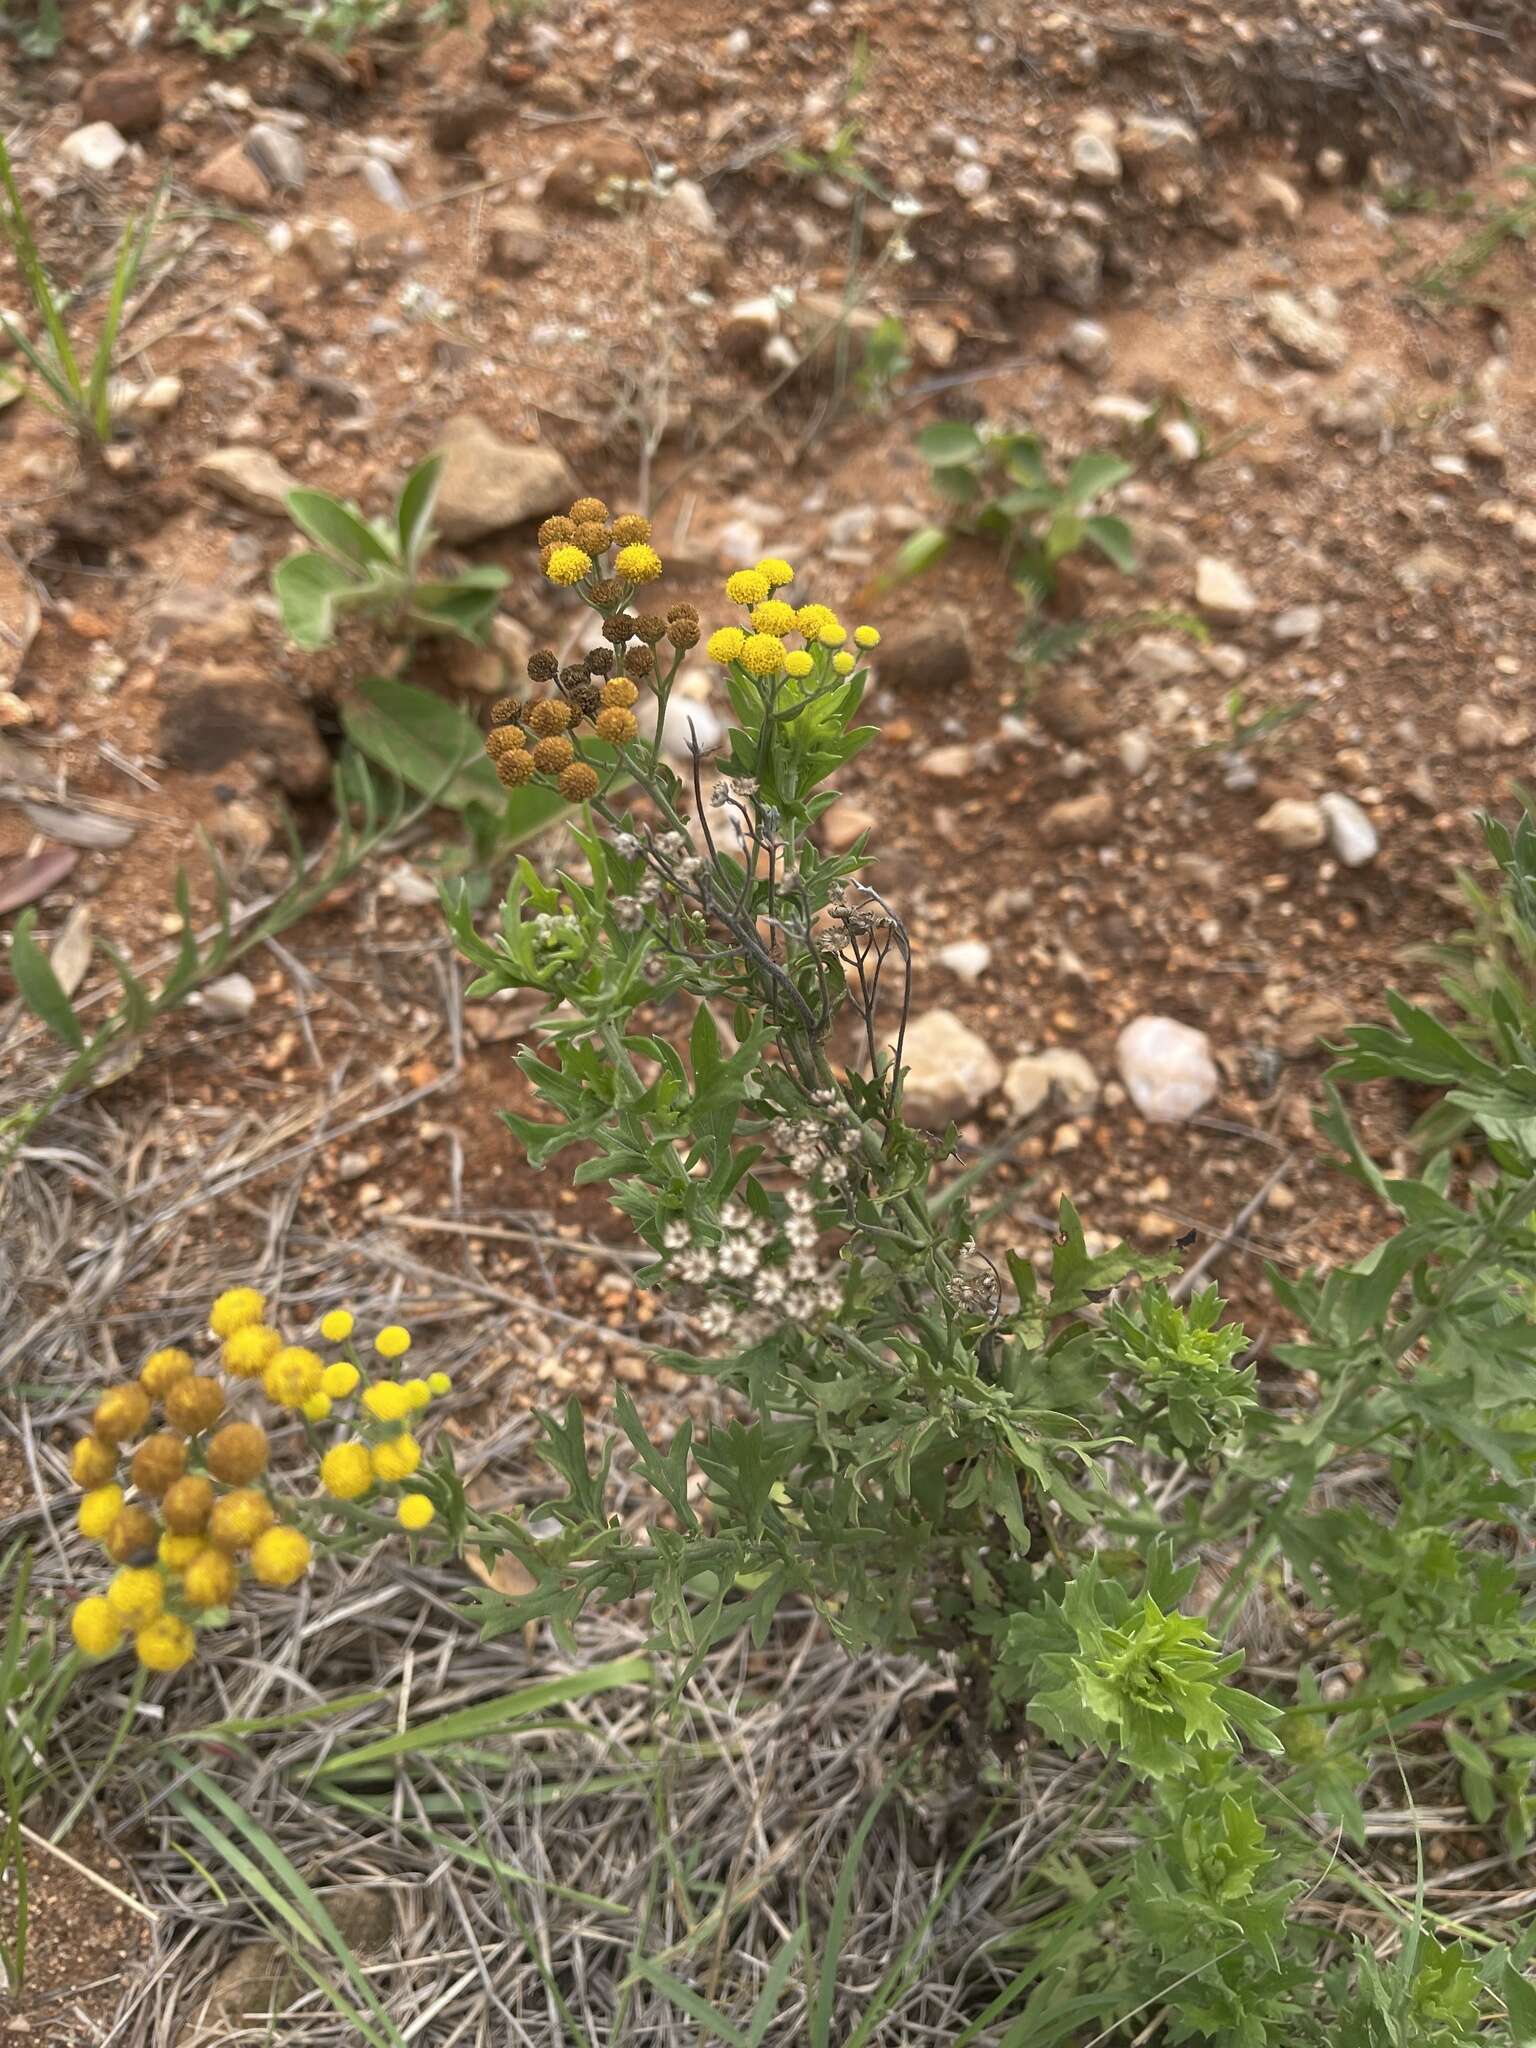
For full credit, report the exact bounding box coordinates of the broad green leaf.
[879,525,950,588]
[1083,513,1136,574]
[285,487,398,571]
[1063,451,1132,506]
[273,551,360,651]
[916,419,982,467]
[395,453,442,566]
[341,674,505,811]
[9,909,84,1050]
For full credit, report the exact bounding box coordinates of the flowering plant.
[66,1291,447,1675]
[439,496,1241,1708]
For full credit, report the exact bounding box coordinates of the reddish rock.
[193,143,271,210]
[81,67,162,135]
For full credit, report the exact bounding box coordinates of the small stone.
[1251,170,1303,225]
[1046,230,1103,310]
[1116,1015,1218,1123]
[295,218,355,283]
[1118,114,1200,168]
[245,122,306,192]
[1127,633,1201,685]
[432,415,576,543]
[1315,147,1347,184]
[1058,318,1111,375]
[1277,994,1354,1060]
[1070,129,1121,186]
[194,141,271,209]
[873,606,973,692]
[542,134,650,213]
[719,295,780,367]
[1395,544,1462,593]
[1315,370,1394,440]
[60,123,128,175]
[81,67,162,135]
[485,206,549,277]
[1454,703,1507,754]
[1003,1047,1100,1120]
[921,744,976,781]
[136,373,183,417]
[664,177,717,235]
[937,939,992,982]
[1040,789,1115,846]
[1463,421,1505,463]
[1195,557,1258,619]
[199,972,256,1020]
[1318,792,1378,867]
[1117,729,1151,775]
[361,158,409,210]
[1034,673,1110,744]
[195,446,302,516]
[1159,417,1200,463]
[901,1009,1002,1126]
[1262,290,1348,371]
[1256,797,1327,851]
[820,798,876,852]
[954,161,991,198]
[1272,604,1323,643]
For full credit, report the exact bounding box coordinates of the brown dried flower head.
[602,675,639,709]
[528,698,574,737]
[583,645,615,676]
[537,516,578,549]
[611,513,652,546]
[573,521,613,556]
[569,496,610,526]
[634,613,667,644]
[569,679,604,721]
[602,612,638,645]
[595,706,639,745]
[489,696,524,727]
[558,761,600,803]
[626,645,655,680]
[495,750,535,787]
[532,735,576,774]
[527,649,560,683]
[486,725,525,761]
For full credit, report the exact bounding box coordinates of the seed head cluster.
[68,1288,445,1676]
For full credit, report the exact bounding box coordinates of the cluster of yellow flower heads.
[705,561,879,681]
[486,495,700,804]
[69,1290,446,1676]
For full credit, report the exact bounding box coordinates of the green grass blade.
[312,1654,650,1776]
[87,181,164,441]
[746,1923,806,2046]
[9,910,85,1050]
[0,134,83,408]
[632,1958,751,2047]
[811,1781,891,2048]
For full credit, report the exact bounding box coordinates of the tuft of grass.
[0,139,164,446]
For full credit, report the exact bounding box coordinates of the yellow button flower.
[92,1382,151,1445]
[210,1287,265,1338]
[164,1376,224,1435]
[817,623,847,648]
[182,1548,237,1609]
[397,1494,435,1532]
[223,1324,283,1378]
[725,569,771,607]
[78,1485,125,1544]
[832,651,855,674]
[707,626,746,664]
[371,1434,422,1484]
[783,650,814,679]
[374,1325,412,1361]
[136,1616,196,1673]
[207,1489,274,1553]
[250,1526,312,1587]
[140,1347,195,1397]
[71,1597,124,1660]
[205,1421,269,1486]
[320,1308,355,1343]
[321,1442,374,1501]
[756,557,795,588]
[158,1531,206,1571]
[750,599,797,637]
[130,1433,187,1497]
[264,1346,324,1409]
[544,544,592,587]
[322,1361,360,1399]
[739,633,786,677]
[107,1566,164,1628]
[854,624,880,647]
[362,1381,410,1424]
[795,603,835,639]
[426,1372,452,1397]
[401,1379,432,1411]
[301,1392,332,1424]
[73,1434,119,1488]
[614,542,662,583]
[162,1475,215,1535]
